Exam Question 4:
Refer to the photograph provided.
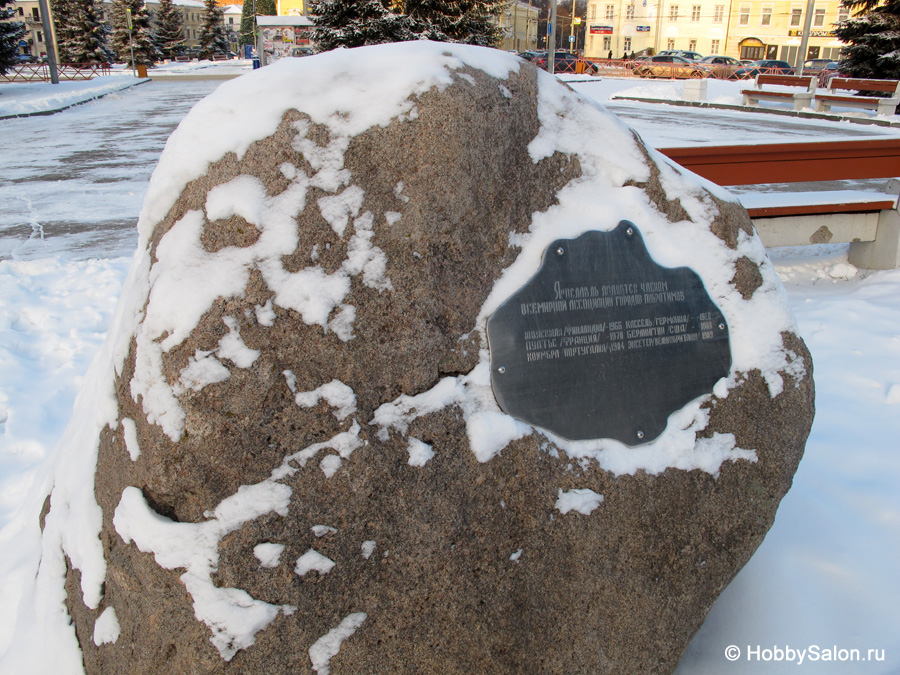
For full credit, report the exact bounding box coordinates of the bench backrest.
[830,78,900,96]
[755,74,815,91]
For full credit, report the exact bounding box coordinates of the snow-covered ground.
[0,61,898,674]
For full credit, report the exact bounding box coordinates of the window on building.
[16,7,22,15]
[714,4,724,21]
[739,4,750,24]
[667,38,675,49]
[790,7,802,25]
[590,4,596,19]
[624,36,632,51]
[711,39,720,52]
[37,30,43,42]
[837,6,849,22]
[626,4,635,19]
[690,5,700,20]
[606,4,615,19]
[31,7,40,20]
[813,7,825,25]
[689,38,697,50]
[669,4,679,20]
[761,5,772,25]
[228,17,233,23]
[603,36,611,50]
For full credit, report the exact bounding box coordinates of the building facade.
[583,0,849,64]
[496,0,540,52]
[10,0,220,60]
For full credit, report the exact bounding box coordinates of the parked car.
[634,55,711,79]
[518,50,542,62]
[817,60,849,88]
[698,54,743,79]
[801,58,838,75]
[657,50,704,62]
[532,51,599,74]
[731,59,795,79]
[15,53,36,63]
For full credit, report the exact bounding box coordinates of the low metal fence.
[0,62,112,83]
[581,58,793,81]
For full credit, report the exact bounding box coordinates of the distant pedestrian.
[608,50,613,60]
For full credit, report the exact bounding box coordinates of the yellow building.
[584,0,734,59]
[584,0,847,64]
[725,0,847,63]
[496,0,540,52]
[276,0,305,16]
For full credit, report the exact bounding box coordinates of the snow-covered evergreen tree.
[0,0,26,73]
[67,0,115,63]
[198,0,228,58]
[155,0,185,58]
[833,0,900,80]
[310,0,503,52]
[239,0,276,48]
[110,0,159,66]
[403,0,503,46]
[52,0,80,62]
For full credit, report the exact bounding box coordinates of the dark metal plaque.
[486,221,731,445]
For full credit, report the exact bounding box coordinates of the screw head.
[556,246,565,255]
[718,322,726,330]
[497,366,506,374]
[626,227,634,236]
[636,430,644,440]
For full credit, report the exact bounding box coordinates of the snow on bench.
[814,78,900,117]
[742,74,816,111]
[659,140,900,268]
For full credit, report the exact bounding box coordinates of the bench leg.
[848,209,900,269]
[877,101,898,116]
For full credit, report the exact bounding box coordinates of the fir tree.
[403,0,503,46]
[155,0,185,58]
[309,0,425,52]
[110,0,159,66]
[833,0,900,80]
[67,0,115,63]
[198,0,228,59]
[0,0,26,74]
[239,0,276,48]
[52,0,80,62]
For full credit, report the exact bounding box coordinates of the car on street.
[698,54,743,79]
[801,58,838,75]
[731,59,794,79]
[657,50,704,61]
[817,61,849,87]
[634,54,712,78]
[15,53,36,63]
[532,51,599,74]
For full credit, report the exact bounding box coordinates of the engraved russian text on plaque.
[486,221,732,445]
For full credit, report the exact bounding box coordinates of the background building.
[496,0,540,52]
[583,0,848,64]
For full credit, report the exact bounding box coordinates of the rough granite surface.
[59,51,814,675]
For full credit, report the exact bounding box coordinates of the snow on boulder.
[41,42,813,674]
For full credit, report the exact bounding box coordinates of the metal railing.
[0,62,112,83]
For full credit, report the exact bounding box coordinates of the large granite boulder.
[40,42,813,674]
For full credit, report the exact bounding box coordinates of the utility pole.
[126,8,135,77]
[37,0,59,84]
[549,0,556,73]
[796,0,815,74]
[569,0,575,53]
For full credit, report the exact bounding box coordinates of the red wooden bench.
[742,74,816,111]
[814,78,900,116]
[660,139,900,269]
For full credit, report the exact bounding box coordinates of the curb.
[0,78,151,120]
[610,95,900,129]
